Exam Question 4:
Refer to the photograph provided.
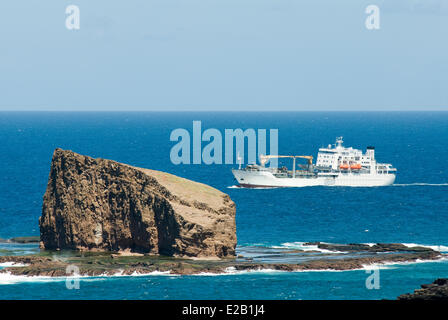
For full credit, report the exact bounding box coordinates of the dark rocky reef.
[39,149,237,258]
[398,279,448,300]
[3,236,40,244]
[304,242,434,253]
[0,243,443,277]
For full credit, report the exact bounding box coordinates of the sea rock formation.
[39,149,236,258]
[398,278,448,300]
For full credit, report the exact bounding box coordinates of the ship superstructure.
[231,137,396,187]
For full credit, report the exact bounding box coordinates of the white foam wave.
[193,267,290,276]
[401,243,448,253]
[0,269,176,284]
[283,242,448,253]
[360,242,448,253]
[194,256,448,276]
[83,270,174,278]
[362,243,376,247]
[272,242,348,254]
[293,256,448,272]
[0,272,66,284]
[0,262,29,268]
[227,185,279,190]
[195,266,384,275]
[128,270,172,276]
[361,255,448,269]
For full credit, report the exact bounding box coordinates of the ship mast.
[336,136,344,148]
[237,152,242,170]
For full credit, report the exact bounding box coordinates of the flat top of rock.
[135,167,233,229]
[138,168,227,210]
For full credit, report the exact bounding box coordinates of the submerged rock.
[9,236,40,243]
[39,149,236,258]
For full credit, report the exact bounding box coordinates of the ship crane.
[259,155,313,178]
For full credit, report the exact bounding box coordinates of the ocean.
[0,111,447,299]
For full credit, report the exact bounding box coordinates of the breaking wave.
[227,185,279,189]
[401,243,448,253]
[272,242,448,254]
[361,243,448,253]
[193,267,288,276]
[0,262,29,268]
[0,270,176,285]
[0,272,67,285]
[361,256,448,269]
[271,242,348,254]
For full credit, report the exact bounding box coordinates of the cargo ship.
[231,137,396,187]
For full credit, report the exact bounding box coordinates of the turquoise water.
[0,112,447,299]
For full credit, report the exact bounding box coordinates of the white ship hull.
[232,169,396,188]
[232,137,397,188]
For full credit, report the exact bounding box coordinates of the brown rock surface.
[398,278,448,300]
[39,149,236,258]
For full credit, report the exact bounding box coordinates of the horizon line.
[0,107,447,112]
[0,109,447,112]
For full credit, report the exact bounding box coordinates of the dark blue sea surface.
[0,112,447,299]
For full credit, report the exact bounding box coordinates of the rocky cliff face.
[39,149,236,258]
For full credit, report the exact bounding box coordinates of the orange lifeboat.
[350,163,362,170]
[340,164,349,170]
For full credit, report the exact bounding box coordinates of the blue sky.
[0,0,447,111]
